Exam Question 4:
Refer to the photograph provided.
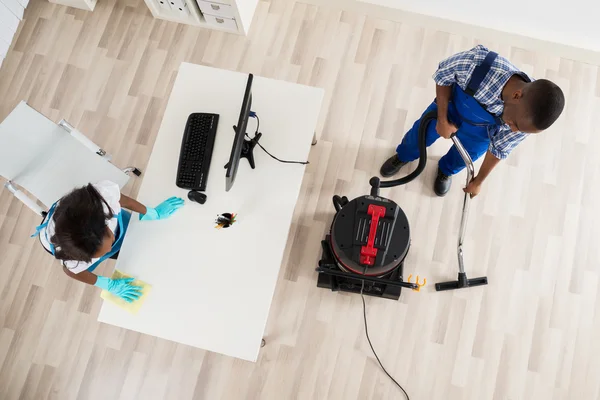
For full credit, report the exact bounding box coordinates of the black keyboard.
[176,113,219,191]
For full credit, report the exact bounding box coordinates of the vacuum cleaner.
[316,111,488,299]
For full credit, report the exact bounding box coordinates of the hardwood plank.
[0,0,598,398]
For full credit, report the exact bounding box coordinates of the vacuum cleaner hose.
[370,110,438,194]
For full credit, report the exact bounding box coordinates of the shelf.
[143,0,248,35]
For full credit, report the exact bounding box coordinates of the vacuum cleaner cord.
[359,111,438,399]
[361,280,410,400]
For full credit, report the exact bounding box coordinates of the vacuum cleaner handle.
[435,132,488,291]
[450,133,475,184]
[449,133,474,275]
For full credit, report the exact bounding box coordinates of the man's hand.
[463,151,500,198]
[463,177,482,198]
[436,118,458,139]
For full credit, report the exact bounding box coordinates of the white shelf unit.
[143,0,258,35]
[1,0,28,69]
[47,0,96,11]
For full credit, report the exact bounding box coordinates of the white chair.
[0,101,140,217]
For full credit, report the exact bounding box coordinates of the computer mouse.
[187,190,207,204]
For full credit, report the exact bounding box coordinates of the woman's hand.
[140,197,185,221]
[95,276,142,302]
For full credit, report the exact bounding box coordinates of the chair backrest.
[0,101,129,208]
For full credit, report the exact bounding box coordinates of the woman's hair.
[50,184,113,263]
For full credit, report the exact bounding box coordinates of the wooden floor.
[1,0,599,398]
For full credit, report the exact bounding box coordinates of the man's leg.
[380,101,441,177]
[435,126,489,196]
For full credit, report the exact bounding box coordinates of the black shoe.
[434,169,452,196]
[380,155,407,177]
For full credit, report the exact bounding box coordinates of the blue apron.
[396,52,502,175]
[32,202,131,272]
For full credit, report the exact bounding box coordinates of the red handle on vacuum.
[360,204,386,266]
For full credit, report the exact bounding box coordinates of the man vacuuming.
[380,45,565,197]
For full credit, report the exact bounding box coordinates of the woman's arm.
[63,266,98,285]
[120,193,147,215]
[62,266,142,301]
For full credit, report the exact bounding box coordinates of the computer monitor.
[225,73,258,192]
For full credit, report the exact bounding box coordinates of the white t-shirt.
[39,180,122,274]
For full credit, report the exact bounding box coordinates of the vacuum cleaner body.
[317,194,416,300]
[316,110,488,300]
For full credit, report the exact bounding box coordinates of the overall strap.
[31,202,58,255]
[465,51,498,96]
[31,202,58,238]
[86,211,127,273]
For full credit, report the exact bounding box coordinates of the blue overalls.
[32,202,132,272]
[396,52,504,176]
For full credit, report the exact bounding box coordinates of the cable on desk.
[247,113,309,165]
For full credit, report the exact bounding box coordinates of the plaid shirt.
[432,45,533,159]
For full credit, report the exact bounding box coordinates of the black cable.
[252,138,309,165]
[246,114,309,165]
[376,110,437,189]
[360,271,410,400]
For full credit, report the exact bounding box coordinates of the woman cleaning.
[32,180,184,302]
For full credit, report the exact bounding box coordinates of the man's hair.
[525,79,565,130]
[51,184,113,263]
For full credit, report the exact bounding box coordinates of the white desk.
[97,63,323,362]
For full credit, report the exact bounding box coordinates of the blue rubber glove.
[95,276,142,303]
[140,197,185,221]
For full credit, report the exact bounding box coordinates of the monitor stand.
[225,126,263,170]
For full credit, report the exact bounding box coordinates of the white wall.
[364,0,600,53]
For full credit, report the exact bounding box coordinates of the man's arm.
[120,193,147,215]
[432,46,483,139]
[464,150,501,197]
[436,85,458,139]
